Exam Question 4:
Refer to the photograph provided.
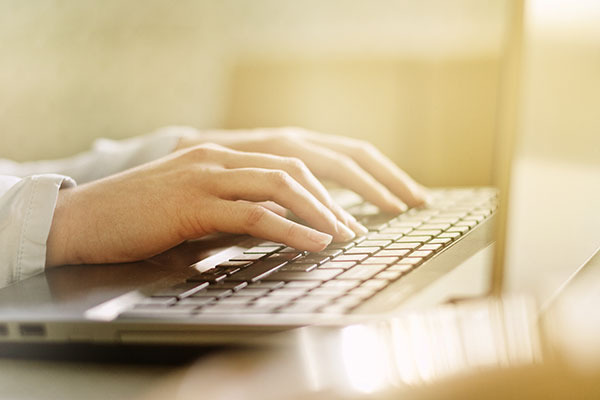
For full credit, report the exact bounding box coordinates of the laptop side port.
[0,324,8,336]
[19,324,46,337]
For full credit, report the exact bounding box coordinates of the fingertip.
[348,219,369,235]
[306,229,333,251]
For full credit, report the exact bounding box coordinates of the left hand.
[174,127,429,213]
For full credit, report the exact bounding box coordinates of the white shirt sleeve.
[0,126,190,288]
[0,127,187,184]
[0,174,75,287]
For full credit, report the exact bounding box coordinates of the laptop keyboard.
[119,188,497,319]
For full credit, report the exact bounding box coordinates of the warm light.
[340,324,390,394]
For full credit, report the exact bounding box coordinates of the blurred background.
[0,0,507,187]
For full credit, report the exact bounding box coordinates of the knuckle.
[244,205,267,228]
[187,143,216,159]
[285,157,308,174]
[269,170,292,187]
[336,154,357,170]
[351,140,376,158]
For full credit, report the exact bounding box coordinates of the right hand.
[46,144,366,267]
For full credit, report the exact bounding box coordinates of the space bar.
[226,259,289,282]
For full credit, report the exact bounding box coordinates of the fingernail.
[336,220,356,241]
[308,230,333,247]
[349,219,369,235]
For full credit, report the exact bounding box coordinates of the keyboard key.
[279,263,318,272]
[186,271,227,283]
[428,217,460,224]
[367,233,403,241]
[268,288,309,298]
[227,259,289,282]
[244,245,282,254]
[357,240,392,248]
[410,250,434,259]
[253,297,292,307]
[337,265,387,280]
[420,243,443,251]
[376,271,403,281]
[319,261,356,270]
[397,257,425,266]
[332,254,368,263]
[217,261,252,269]
[345,247,380,255]
[409,230,441,236]
[348,287,378,299]
[247,281,285,290]
[360,279,389,291]
[375,249,410,257]
[151,282,209,299]
[387,264,414,273]
[419,223,451,230]
[455,220,478,228]
[177,297,215,307]
[213,281,248,291]
[229,288,271,298]
[428,237,453,245]
[447,226,470,234]
[217,297,254,306]
[386,242,421,250]
[264,269,343,282]
[389,221,422,228]
[191,288,233,299]
[397,236,431,243]
[230,253,266,261]
[285,281,322,289]
[363,256,399,265]
[135,297,177,306]
[279,247,308,255]
[265,252,303,262]
[438,232,461,239]
[308,287,348,296]
[318,248,344,257]
[326,241,355,250]
[380,227,413,234]
[321,280,361,289]
[463,215,485,222]
[301,255,332,264]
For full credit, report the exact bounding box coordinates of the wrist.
[46,188,77,267]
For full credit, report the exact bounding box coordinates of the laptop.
[0,0,597,347]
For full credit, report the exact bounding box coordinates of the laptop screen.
[501,0,600,303]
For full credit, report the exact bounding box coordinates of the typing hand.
[46,143,367,267]
[175,127,428,212]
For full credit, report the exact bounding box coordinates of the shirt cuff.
[16,174,76,283]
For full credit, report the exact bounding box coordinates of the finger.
[224,152,368,235]
[196,145,367,235]
[212,201,333,252]
[241,200,287,218]
[268,140,408,214]
[213,168,356,242]
[306,135,428,207]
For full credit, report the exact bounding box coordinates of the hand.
[46,144,366,267]
[175,127,429,212]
